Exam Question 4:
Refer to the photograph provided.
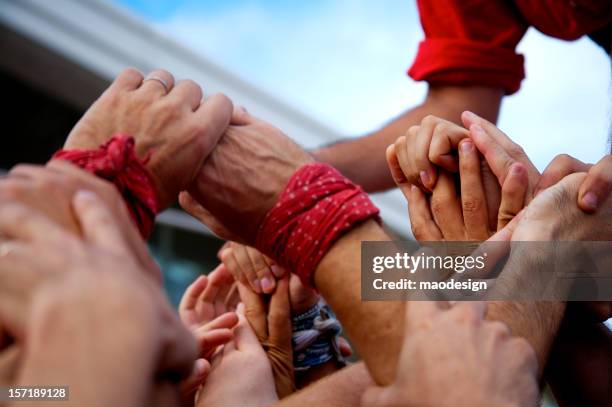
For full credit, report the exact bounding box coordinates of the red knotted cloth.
[52,134,159,238]
[256,163,380,288]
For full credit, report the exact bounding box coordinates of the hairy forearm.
[314,220,404,385]
[276,363,373,407]
[546,319,612,407]
[312,86,503,192]
[486,300,565,377]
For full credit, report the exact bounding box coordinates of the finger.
[451,301,488,321]
[414,117,439,190]
[462,111,521,153]
[193,93,233,156]
[467,124,516,186]
[225,283,241,311]
[430,171,464,240]
[231,105,251,125]
[201,312,239,332]
[179,358,210,398]
[458,139,489,239]
[267,275,292,349]
[236,282,268,341]
[246,246,276,294]
[386,144,411,198]
[72,190,131,257]
[407,185,443,241]
[179,275,208,314]
[429,122,469,172]
[578,155,612,212]
[194,328,233,358]
[395,129,422,187]
[217,241,232,260]
[0,203,67,243]
[169,79,202,111]
[109,68,144,92]
[497,163,528,230]
[140,69,175,96]
[229,245,262,294]
[535,154,591,195]
[337,337,353,357]
[233,303,264,352]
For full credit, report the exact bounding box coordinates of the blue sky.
[111,0,611,171]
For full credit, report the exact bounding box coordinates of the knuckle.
[511,337,537,364]
[406,125,419,139]
[462,197,484,214]
[119,68,143,82]
[421,114,439,126]
[489,321,511,338]
[411,223,427,240]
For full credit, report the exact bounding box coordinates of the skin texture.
[361,302,539,407]
[275,362,374,407]
[182,107,611,388]
[0,192,197,407]
[64,68,233,209]
[312,85,504,192]
[178,267,240,401]
[195,304,278,407]
[237,276,294,398]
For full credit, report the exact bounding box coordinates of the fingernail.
[470,124,485,137]
[411,184,418,193]
[193,359,207,376]
[252,279,262,293]
[460,140,473,153]
[270,265,283,277]
[419,171,431,188]
[463,111,478,122]
[582,192,598,210]
[261,277,274,292]
[510,163,524,175]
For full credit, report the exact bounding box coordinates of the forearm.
[486,300,565,377]
[546,319,612,407]
[312,86,503,192]
[314,220,404,385]
[276,363,373,407]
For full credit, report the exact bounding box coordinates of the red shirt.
[408,0,612,94]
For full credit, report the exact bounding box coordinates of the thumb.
[234,303,263,352]
[179,191,240,241]
[267,275,292,350]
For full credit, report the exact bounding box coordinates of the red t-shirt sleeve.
[408,0,528,94]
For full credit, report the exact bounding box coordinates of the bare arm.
[276,363,373,407]
[312,86,503,192]
[312,220,564,384]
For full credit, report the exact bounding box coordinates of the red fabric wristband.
[256,163,380,288]
[52,134,159,238]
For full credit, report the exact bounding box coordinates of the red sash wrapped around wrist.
[52,134,159,238]
[256,163,380,288]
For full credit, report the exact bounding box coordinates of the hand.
[178,267,240,401]
[196,303,278,407]
[0,191,197,406]
[237,275,295,398]
[179,267,239,360]
[536,153,612,213]
[183,107,312,245]
[219,242,284,294]
[509,173,612,320]
[388,135,528,241]
[1,161,160,279]
[64,68,233,209]
[361,301,539,407]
